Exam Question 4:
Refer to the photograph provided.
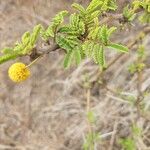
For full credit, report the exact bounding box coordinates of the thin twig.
[86,88,91,113]
[108,121,118,150]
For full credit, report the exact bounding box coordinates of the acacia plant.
[0,0,150,149]
[0,0,126,81]
[0,0,149,82]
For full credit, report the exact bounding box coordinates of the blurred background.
[0,0,150,150]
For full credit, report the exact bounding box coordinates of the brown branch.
[29,43,59,61]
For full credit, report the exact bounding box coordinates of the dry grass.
[0,0,150,150]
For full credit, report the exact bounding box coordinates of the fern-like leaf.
[72,3,86,14]
[42,11,68,39]
[108,43,129,53]
[93,45,105,67]
[0,53,19,64]
[63,50,73,68]
[74,46,82,65]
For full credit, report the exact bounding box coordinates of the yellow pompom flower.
[8,62,30,82]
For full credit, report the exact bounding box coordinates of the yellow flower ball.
[8,62,30,82]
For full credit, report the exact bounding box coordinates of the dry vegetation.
[0,0,150,150]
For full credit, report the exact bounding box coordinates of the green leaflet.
[59,26,79,35]
[88,26,100,40]
[132,124,142,136]
[59,13,85,36]
[53,11,68,25]
[132,0,150,23]
[21,24,42,54]
[102,0,117,11]
[56,35,73,51]
[21,31,30,45]
[0,53,19,64]
[72,0,117,29]
[93,45,105,67]
[56,12,85,67]
[41,11,68,40]
[83,132,100,150]
[86,0,117,13]
[100,25,108,44]
[63,45,82,68]
[107,43,129,53]
[56,33,82,68]
[107,27,117,37]
[86,0,103,14]
[13,24,42,54]
[107,0,117,10]
[90,11,101,20]
[72,3,86,14]
[119,138,136,150]
[0,24,42,65]
[139,12,150,23]
[87,111,96,124]
[1,47,13,54]
[123,5,136,22]
[74,46,82,65]
[82,41,94,58]
[63,50,73,68]
[30,24,42,46]
[93,44,100,63]
[88,25,117,45]
[82,41,95,58]
[82,41,106,67]
[69,13,85,35]
[56,34,79,52]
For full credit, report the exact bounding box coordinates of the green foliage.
[119,138,136,150]
[82,41,106,67]
[71,3,85,14]
[107,43,129,53]
[139,12,150,23]
[56,6,114,69]
[128,63,137,74]
[59,13,85,36]
[41,11,68,40]
[132,0,150,23]
[72,0,117,29]
[128,44,146,74]
[82,24,128,68]
[132,124,142,136]
[86,0,117,13]
[2,47,13,54]
[119,124,142,150]
[0,0,129,67]
[0,24,42,64]
[123,5,136,22]
[56,32,82,68]
[63,45,82,68]
[94,45,105,67]
[128,63,145,74]
[133,0,150,12]
[137,45,146,59]
[83,132,100,150]
[56,35,80,52]
[0,53,19,64]
[55,12,85,68]
[88,24,118,46]
[63,49,73,68]
[87,111,96,124]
